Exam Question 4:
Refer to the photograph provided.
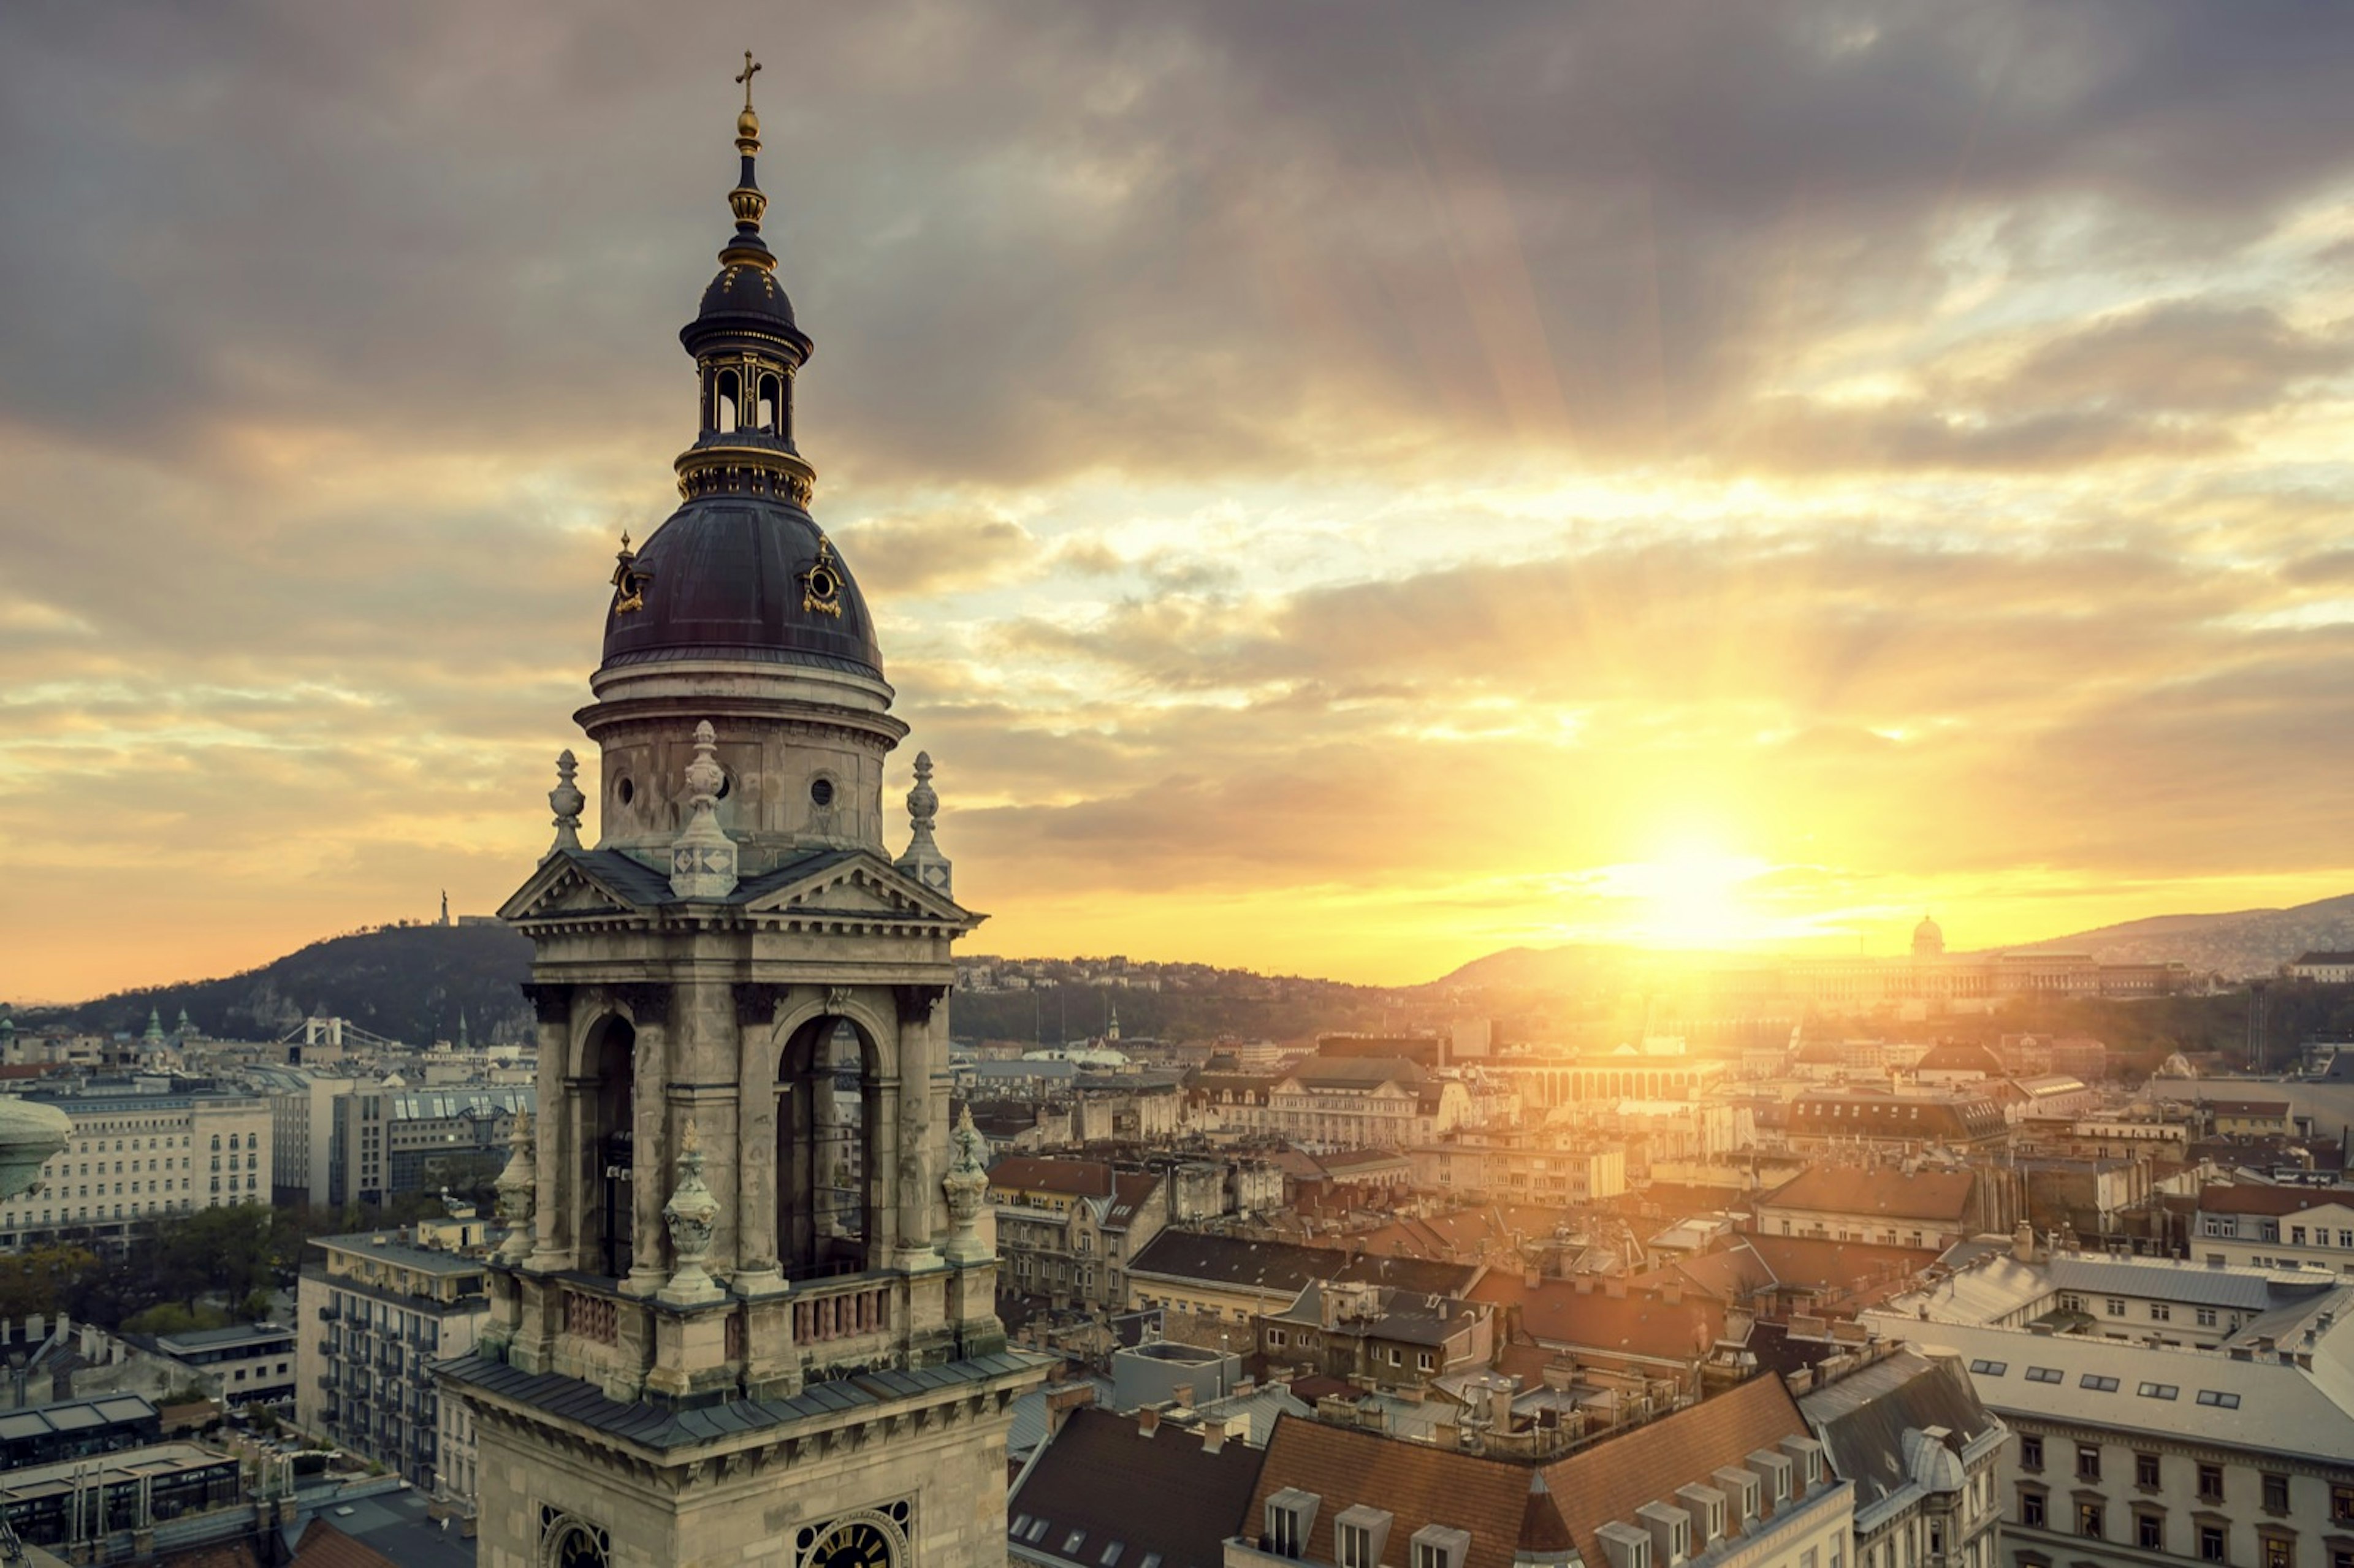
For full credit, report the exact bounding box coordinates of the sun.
[1618,840,1766,948]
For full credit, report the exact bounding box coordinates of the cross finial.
[736,50,762,111]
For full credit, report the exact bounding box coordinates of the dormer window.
[1410,1526,1471,1568]
[1336,1508,1393,1568]
[1267,1490,1320,1559]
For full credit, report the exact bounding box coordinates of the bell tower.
[441,55,1043,1568]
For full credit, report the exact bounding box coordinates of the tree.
[0,1244,99,1319]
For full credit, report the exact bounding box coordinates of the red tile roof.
[1758,1166,1975,1223]
[1242,1374,1812,1568]
[291,1520,402,1568]
[1468,1275,1729,1363]
[989,1156,1115,1199]
[2198,1182,2354,1216]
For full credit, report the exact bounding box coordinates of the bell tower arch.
[441,54,1043,1568]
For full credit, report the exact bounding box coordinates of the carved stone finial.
[941,1102,992,1266]
[894,749,953,898]
[495,1111,536,1263]
[668,720,739,900]
[658,1118,724,1306]
[547,750,585,859]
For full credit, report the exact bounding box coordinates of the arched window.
[211,1135,221,1152]
[714,368,741,433]
[229,1133,240,1151]
[757,373,781,433]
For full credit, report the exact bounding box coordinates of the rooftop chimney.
[1138,1406,1161,1437]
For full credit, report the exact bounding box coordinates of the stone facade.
[436,63,1044,1568]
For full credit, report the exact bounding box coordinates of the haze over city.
[11,3,2354,1001]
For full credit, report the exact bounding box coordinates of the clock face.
[808,1520,896,1568]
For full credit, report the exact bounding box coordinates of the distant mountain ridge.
[10,924,534,1046]
[2001,890,2354,976]
[1425,890,2354,991]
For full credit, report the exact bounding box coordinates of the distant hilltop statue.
[440,889,451,926]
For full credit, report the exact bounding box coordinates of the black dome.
[600,492,884,679]
[691,259,803,338]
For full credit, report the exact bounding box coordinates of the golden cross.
[736,50,762,111]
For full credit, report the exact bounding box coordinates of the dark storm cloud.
[7,1,2354,483]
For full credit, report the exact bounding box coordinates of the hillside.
[10,924,535,1046]
[2003,891,2354,976]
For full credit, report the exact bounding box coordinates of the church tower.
[441,56,1041,1568]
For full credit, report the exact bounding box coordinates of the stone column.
[522,984,573,1273]
[893,985,947,1271]
[731,983,787,1296]
[867,1073,901,1264]
[617,984,671,1298]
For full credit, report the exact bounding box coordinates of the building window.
[2264,1475,2291,1514]
[2078,1445,2102,1482]
[2021,1491,2046,1529]
[1339,1525,1377,1568]
[1267,1329,1287,1349]
[2138,1454,2162,1488]
[2106,1298,2126,1316]
[2201,1527,2226,1562]
[2331,1486,2354,1524]
[1418,1351,1434,1371]
[2264,1540,2293,1568]
[2198,1307,2219,1328]
[2153,1303,2173,1322]
[2141,1515,2166,1550]
[2139,1383,2179,1401]
[2020,1435,2043,1471]
[2081,1503,2104,1540]
[2201,1466,2226,1503]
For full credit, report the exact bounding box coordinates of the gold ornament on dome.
[610,530,651,615]
[801,534,845,617]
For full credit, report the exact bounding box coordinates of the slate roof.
[437,1349,1048,1454]
[1267,1282,1487,1346]
[1127,1231,1484,1300]
[1799,1349,2002,1509]
[1009,1406,1267,1568]
[527,845,958,916]
[1760,1167,1976,1224]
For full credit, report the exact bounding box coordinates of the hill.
[10,924,534,1046]
[1424,890,2354,992]
[2005,890,2354,976]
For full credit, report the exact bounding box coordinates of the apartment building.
[1865,1263,2354,1568]
[988,1156,1169,1311]
[294,1220,492,1498]
[0,1089,270,1250]
[324,1085,532,1209]
[2193,1185,2354,1273]
[1800,1349,2009,1568]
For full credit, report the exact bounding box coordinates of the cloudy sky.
[7,1,2354,1000]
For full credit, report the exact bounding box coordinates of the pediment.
[740,853,971,924]
[500,853,646,923]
